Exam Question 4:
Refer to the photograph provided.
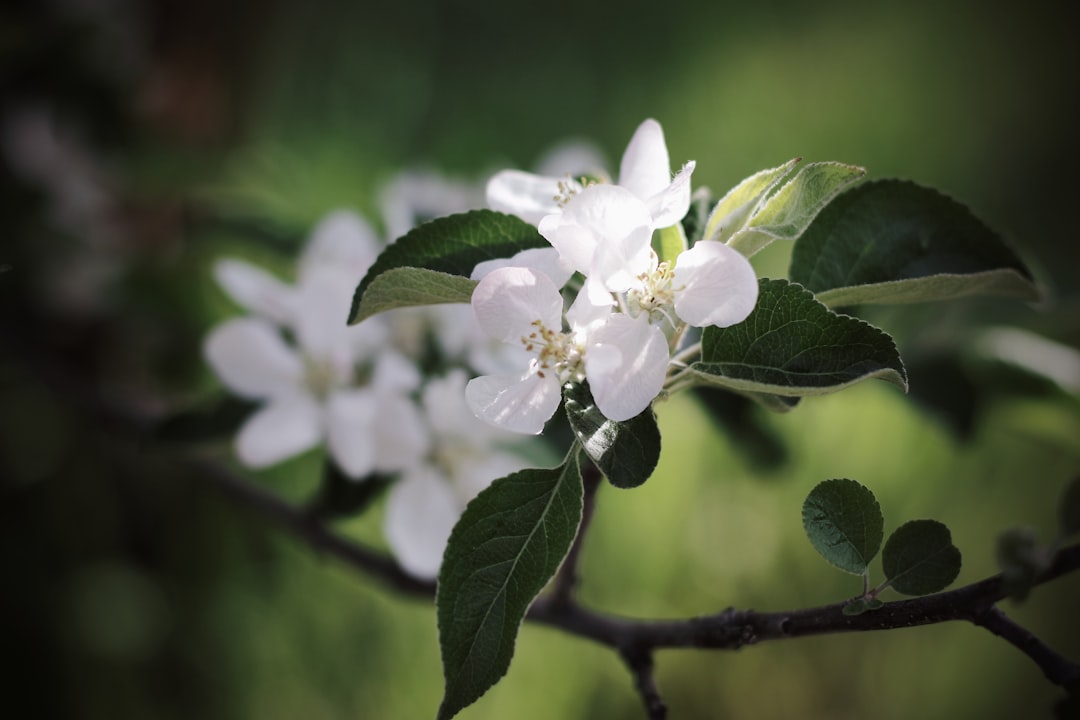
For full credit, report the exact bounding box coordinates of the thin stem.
[974,606,1080,688]
[620,647,667,720]
[668,341,702,368]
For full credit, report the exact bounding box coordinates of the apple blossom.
[384,369,532,578]
[465,266,669,432]
[486,118,693,230]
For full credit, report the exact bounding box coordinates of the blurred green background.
[2,0,1078,718]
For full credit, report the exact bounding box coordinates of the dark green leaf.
[351,268,477,323]
[802,479,884,575]
[790,180,1040,307]
[882,519,962,595]
[563,382,660,488]
[437,452,584,720]
[349,210,547,324]
[1062,476,1080,539]
[689,279,908,397]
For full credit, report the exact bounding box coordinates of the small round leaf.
[802,479,884,575]
[882,519,962,595]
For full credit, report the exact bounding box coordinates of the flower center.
[628,259,681,323]
[520,319,585,383]
[303,355,346,400]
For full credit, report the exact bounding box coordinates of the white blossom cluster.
[203,176,533,579]
[467,119,759,433]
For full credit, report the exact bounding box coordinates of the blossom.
[465,266,668,433]
[486,118,694,230]
[205,210,429,476]
[384,370,531,578]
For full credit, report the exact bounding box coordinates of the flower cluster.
[203,175,538,578]
[468,119,759,433]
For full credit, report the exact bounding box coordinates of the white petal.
[204,318,303,399]
[384,467,461,579]
[543,185,653,291]
[471,266,564,343]
[485,170,566,225]
[299,209,381,285]
[565,276,614,333]
[372,393,431,472]
[471,247,574,288]
[372,350,423,392]
[537,214,598,277]
[235,394,323,468]
[421,368,477,439]
[672,240,759,328]
[213,259,297,325]
[619,119,672,203]
[646,160,695,229]
[586,314,669,421]
[324,389,377,478]
[294,269,356,365]
[466,371,562,434]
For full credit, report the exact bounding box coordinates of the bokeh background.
[2,0,1079,718]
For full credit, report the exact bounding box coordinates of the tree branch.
[8,324,1080,714]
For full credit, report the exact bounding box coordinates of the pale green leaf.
[351,268,477,323]
[702,158,801,245]
[789,180,1040,307]
[802,479,884,575]
[688,279,907,397]
[652,223,687,265]
[881,519,962,595]
[436,452,583,720]
[728,162,866,257]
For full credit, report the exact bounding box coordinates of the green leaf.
[436,452,584,720]
[1062,476,1080,539]
[727,162,866,257]
[351,268,477,323]
[689,279,908,397]
[789,180,1040,307]
[702,158,801,245]
[349,210,547,324]
[881,519,962,595]
[842,597,883,616]
[563,382,661,488]
[802,479,884,575]
[652,223,687,265]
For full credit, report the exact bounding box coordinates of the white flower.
[465,266,668,432]
[537,184,654,293]
[486,118,694,230]
[205,209,429,476]
[384,369,531,578]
